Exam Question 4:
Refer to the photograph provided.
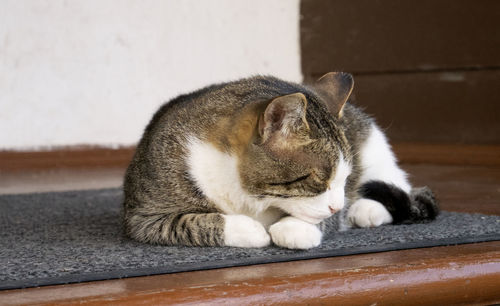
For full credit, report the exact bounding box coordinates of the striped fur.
[123,73,439,249]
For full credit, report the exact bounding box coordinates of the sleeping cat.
[123,72,439,249]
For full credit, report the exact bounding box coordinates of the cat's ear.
[315,72,354,118]
[258,93,308,142]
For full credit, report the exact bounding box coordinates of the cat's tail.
[359,181,440,224]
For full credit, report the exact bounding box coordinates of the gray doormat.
[1,188,499,290]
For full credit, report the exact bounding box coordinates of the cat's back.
[128,76,308,173]
[138,76,373,156]
[124,76,309,209]
[147,76,303,132]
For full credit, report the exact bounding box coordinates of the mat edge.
[1,233,499,291]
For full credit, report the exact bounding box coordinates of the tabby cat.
[123,72,439,249]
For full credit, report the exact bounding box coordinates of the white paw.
[223,215,271,248]
[347,199,393,228]
[268,216,322,249]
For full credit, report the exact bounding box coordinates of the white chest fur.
[186,137,351,227]
[186,137,281,227]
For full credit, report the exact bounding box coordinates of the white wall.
[0,0,302,150]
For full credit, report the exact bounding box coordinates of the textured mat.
[1,188,499,290]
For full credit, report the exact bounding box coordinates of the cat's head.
[239,72,354,224]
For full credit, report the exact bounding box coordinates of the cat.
[123,72,439,249]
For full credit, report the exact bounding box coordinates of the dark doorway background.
[300,0,500,145]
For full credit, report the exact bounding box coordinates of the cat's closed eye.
[268,174,311,186]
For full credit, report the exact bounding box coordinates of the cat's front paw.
[347,199,393,228]
[269,216,322,249]
[223,215,271,248]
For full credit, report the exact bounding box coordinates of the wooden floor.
[0,162,499,305]
[0,167,125,195]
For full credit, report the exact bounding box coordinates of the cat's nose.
[329,206,338,214]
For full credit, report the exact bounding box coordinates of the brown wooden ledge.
[0,146,135,171]
[1,241,499,305]
[393,143,500,166]
[1,143,499,171]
